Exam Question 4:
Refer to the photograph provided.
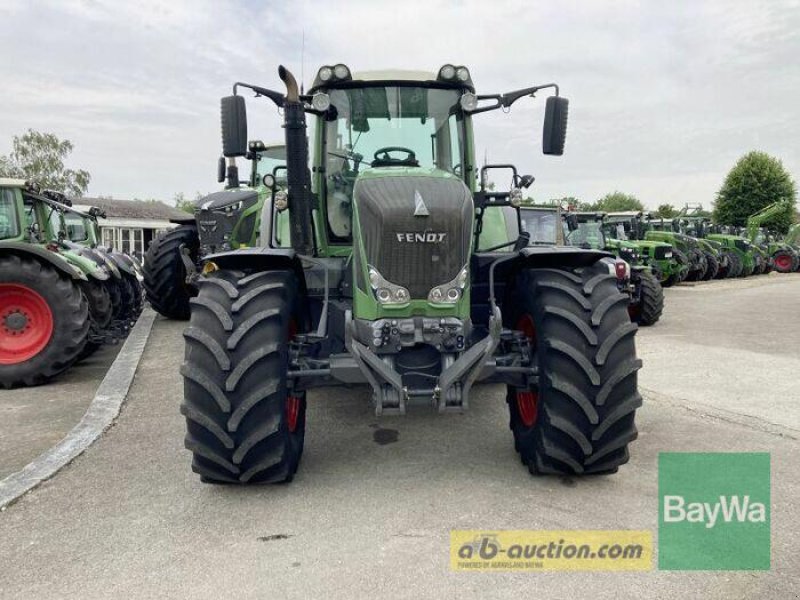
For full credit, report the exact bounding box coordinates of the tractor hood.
[352,168,473,304]
[195,189,258,211]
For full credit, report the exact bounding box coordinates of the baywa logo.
[658,452,770,570]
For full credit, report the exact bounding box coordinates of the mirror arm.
[467,83,560,115]
[233,82,285,108]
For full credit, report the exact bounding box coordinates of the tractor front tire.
[673,248,690,282]
[77,279,113,360]
[633,270,663,326]
[506,263,641,475]
[0,255,89,388]
[143,225,199,320]
[701,252,719,280]
[181,269,306,484]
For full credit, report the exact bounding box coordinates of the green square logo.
[658,452,770,570]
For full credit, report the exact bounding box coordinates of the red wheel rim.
[285,317,301,432]
[516,314,537,345]
[0,284,54,364]
[775,255,792,271]
[515,314,539,426]
[286,395,301,432]
[516,390,539,427]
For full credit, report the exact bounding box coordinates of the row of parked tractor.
[0,178,143,388]
[517,202,800,328]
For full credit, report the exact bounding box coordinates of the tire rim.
[775,255,792,271]
[286,318,301,433]
[515,314,539,427]
[0,284,54,365]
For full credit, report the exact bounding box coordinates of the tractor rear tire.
[143,225,199,320]
[773,251,795,273]
[181,268,306,484]
[77,280,113,360]
[633,270,663,326]
[505,263,641,475]
[0,255,89,388]
[701,252,719,280]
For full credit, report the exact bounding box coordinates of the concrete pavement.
[0,277,798,599]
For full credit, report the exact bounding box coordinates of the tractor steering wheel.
[372,146,419,167]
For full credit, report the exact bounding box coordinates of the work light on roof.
[456,67,470,82]
[318,66,333,82]
[439,64,456,80]
[333,64,350,80]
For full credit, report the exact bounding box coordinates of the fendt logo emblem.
[413,189,430,217]
[396,232,447,243]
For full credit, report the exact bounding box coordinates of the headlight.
[274,190,288,211]
[664,251,673,258]
[368,266,410,305]
[460,92,478,112]
[318,66,333,82]
[509,188,523,207]
[456,66,470,82]
[312,92,331,112]
[428,266,468,305]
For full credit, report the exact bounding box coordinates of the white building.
[72,197,190,261]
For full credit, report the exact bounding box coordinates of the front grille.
[355,175,473,298]
[195,190,259,253]
[735,239,749,251]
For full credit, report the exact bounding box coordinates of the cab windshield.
[519,210,559,245]
[323,85,465,240]
[567,220,606,249]
[64,212,89,243]
[0,189,20,240]
[254,146,287,185]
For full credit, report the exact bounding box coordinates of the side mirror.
[566,214,579,231]
[518,174,535,189]
[217,157,226,183]
[220,95,247,157]
[542,96,569,155]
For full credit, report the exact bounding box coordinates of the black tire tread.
[143,225,198,319]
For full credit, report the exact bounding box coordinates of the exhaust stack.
[278,65,314,256]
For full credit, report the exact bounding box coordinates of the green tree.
[655,203,678,218]
[173,192,195,214]
[0,129,90,196]
[713,151,797,233]
[595,191,644,213]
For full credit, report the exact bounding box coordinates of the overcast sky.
[1,0,798,209]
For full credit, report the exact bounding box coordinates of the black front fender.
[203,247,307,292]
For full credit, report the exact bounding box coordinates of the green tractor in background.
[564,212,663,325]
[784,223,800,265]
[59,202,144,334]
[746,202,799,273]
[603,212,687,286]
[0,179,93,387]
[706,225,758,277]
[673,206,736,279]
[643,216,713,281]
[143,143,286,319]
[177,63,642,484]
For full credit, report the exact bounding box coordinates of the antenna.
[300,30,305,95]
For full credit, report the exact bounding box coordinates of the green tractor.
[143,143,286,319]
[564,212,663,326]
[784,224,800,268]
[602,212,686,286]
[0,179,92,387]
[746,202,799,273]
[706,225,758,277]
[59,202,144,334]
[179,64,642,484]
[673,210,735,279]
[643,216,714,281]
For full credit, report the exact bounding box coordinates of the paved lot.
[0,343,121,479]
[1,277,799,599]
